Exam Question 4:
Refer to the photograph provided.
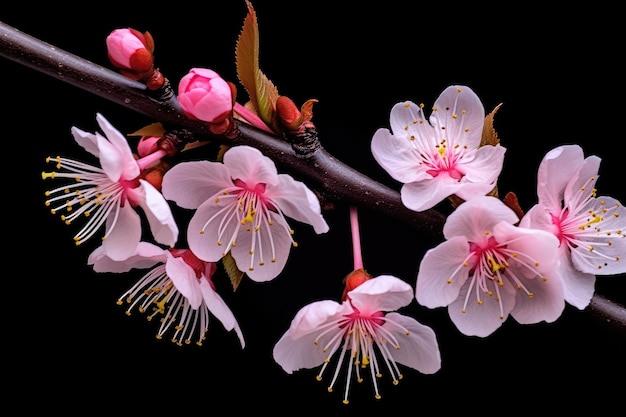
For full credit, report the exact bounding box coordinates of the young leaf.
[235,0,281,134]
[222,252,244,291]
[481,103,503,147]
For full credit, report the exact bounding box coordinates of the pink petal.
[139,179,178,247]
[349,275,413,312]
[370,126,430,184]
[165,256,203,309]
[223,146,279,186]
[96,113,139,179]
[415,236,471,308]
[187,198,239,262]
[429,85,484,149]
[88,241,166,273]
[448,280,516,337]
[384,312,441,374]
[510,272,565,324]
[199,278,245,347]
[401,176,462,212]
[70,126,100,157]
[443,196,518,240]
[272,300,344,373]
[102,203,142,261]
[536,144,584,210]
[268,174,329,234]
[555,246,596,309]
[230,213,293,282]
[162,160,233,209]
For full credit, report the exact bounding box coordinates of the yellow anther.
[489,257,504,272]
[41,171,55,180]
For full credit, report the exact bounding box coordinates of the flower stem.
[350,206,363,271]
[136,149,167,170]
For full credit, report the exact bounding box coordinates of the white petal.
[349,275,413,312]
[384,312,441,374]
[371,127,427,184]
[223,145,279,186]
[165,255,203,309]
[139,179,179,247]
[187,199,239,262]
[415,237,471,308]
[267,174,329,234]
[102,203,142,261]
[443,196,518,240]
[199,278,245,347]
[231,213,292,282]
[88,241,167,273]
[162,160,233,209]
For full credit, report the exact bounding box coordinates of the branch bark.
[1,20,623,327]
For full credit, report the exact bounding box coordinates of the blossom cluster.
[39,19,625,406]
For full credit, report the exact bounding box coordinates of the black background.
[3,1,625,413]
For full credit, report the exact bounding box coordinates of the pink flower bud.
[106,28,154,78]
[177,68,233,124]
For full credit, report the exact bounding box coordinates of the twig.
[0,20,623,327]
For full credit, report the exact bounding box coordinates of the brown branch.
[0,20,623,327]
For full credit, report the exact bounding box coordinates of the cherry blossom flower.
[161,145,329,282]
[42,113,178,260]
[273,273,441,404]
[519,145,626,309]
[370,85,506,212]
[88,242,244,347]
[415,195,563,337]
[274,206,440,404]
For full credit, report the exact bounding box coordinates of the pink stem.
[233,102,274,134]
[136,149,167,170]
[350,205,363,270]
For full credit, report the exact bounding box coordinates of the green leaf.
[235,0,281,134]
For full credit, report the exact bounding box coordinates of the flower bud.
[177,68,233,124]
[106,28,155,79]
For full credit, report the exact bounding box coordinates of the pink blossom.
[371,85,506,212]
[415,195,564,337]
[88,242,244,347]
[161,145,329,282]
[177,68,233,124]
[519,145,626,309]
[42,113,178,260]
[106,28,154,78]
[273,274,441,404]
